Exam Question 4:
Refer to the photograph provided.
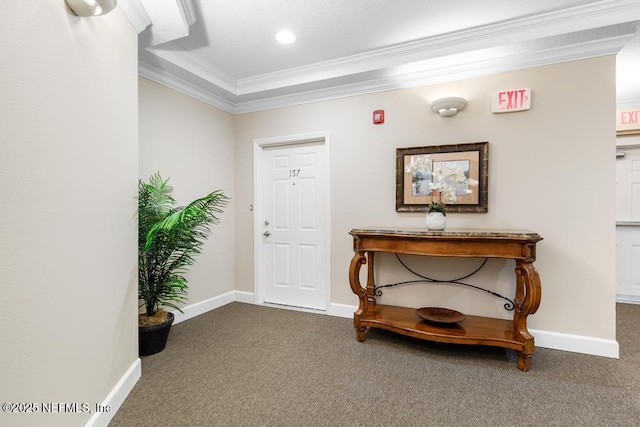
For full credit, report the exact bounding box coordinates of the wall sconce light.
[66,0,117,17]
[431,97,467,117]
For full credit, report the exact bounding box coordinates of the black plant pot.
[139,312,174,356]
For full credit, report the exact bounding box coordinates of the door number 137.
[289,169,301,177]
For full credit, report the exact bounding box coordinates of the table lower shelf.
[358,304,525,352]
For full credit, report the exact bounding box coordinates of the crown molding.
[232,31,634,113]
[617,98,640,109]
[139,0,195,46]
[136,0,640,113]
[235,0,640,94]
[141,30,632,114]
[144,43,238,94]
[180,0,197,26]
[146,17,637,101]
[120,0,195,36]
[138,62,236,113]
[118,0,151,33]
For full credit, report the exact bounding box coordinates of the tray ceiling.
[120,0,640,113]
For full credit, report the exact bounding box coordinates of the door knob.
[263,231,272,237]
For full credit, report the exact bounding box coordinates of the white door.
[259,140,329,310]
[616,144,640,300]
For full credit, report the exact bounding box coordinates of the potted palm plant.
[138,172,229,355]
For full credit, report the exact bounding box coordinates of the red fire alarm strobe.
[373,110,384,124]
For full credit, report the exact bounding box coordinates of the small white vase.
[426,211,447,230]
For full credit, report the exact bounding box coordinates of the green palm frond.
[138,173,230,317]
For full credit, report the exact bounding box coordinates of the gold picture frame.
[396,142,488,213]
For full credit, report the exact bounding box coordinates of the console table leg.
[514,261,542,371]
[366,252,376,305]
[349,249,369,344]
[517,352,532,371]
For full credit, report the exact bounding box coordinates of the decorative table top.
[349,227,543,242]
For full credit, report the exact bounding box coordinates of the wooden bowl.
[416,307,466,324]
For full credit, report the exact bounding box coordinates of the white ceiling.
[120,0,640,113]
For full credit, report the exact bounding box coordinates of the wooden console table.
[348,227,543,371]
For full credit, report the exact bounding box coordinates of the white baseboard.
[530,328,619,358]
[86,358,141,427]
[231,293,355,318]
[234,290,256,304]
[616,294,640,304]
[176,294,620,358]
[327,303,356,319]
[170,290,236,324]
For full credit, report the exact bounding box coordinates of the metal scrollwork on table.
[373,254,516,311]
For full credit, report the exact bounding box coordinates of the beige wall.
[138,78,236,306]
[0,3,138,427]
[235,56,617,340]
[0,4,616,424]
[0,10,616,422]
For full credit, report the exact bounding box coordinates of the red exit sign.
[617,107,640,133]
[492,88,531,113]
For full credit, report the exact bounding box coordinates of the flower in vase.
[405,154,471,215]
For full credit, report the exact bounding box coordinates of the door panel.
[300,177,316,230]
[300,244,316,289]
[274,179,290,229]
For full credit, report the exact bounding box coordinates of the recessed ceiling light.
[276,30,296,44]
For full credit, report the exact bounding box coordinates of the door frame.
[253,131,331,310]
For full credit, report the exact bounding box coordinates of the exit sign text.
[617,108,640,133]
[492,88,531,113]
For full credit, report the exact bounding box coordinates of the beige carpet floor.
[110,302,640,426]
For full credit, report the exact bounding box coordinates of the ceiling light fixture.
[276,30,297,44]
[66,0,117,17]
[431,97,468,117]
